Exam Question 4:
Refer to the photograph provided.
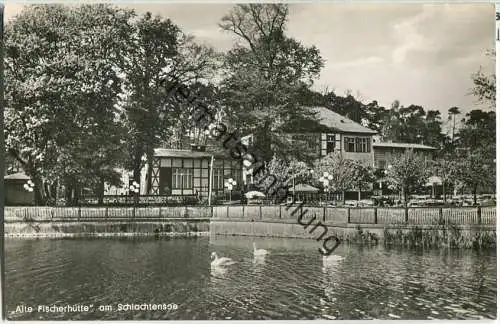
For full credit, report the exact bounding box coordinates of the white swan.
[210,252,236,267]
[253,242,269,257]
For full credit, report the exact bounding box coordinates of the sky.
[5,3,496,123]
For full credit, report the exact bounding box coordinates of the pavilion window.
[172,168,193,189]
[213,168,223,189]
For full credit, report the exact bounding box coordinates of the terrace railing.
[213,205,496,227]
[79,195,199,206]
[4,206,212,222]
[4,205,496,227]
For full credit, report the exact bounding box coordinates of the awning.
[4,172,30,180]
[292,183,320,193]
[426,176,442,186]
[245,191,266,198]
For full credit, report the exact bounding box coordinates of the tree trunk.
[132,152,142,186]
[43,182,51,201]
[132,161,142,206]
[146,154,153,194]
[50,182,57,202]
[72,181,80,206]
[358,188,361,201]
[33,177,46,206]
[473,185,478,205]
[65,183,73,206]
[97,178,105,205]
[451,115,455,144]
[55,181,60,206]
[342,191,346,204]
[443,183,446,203]
[133,166,141,189]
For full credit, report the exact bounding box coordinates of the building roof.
[373,142,437,150]
[307,106,378,134]
[4,172,30,180]
[154,148,229,159]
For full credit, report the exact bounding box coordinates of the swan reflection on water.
[210,264,229,278]
[253,242,269,257]
[321,251,345,319]
[322,253,345,274]
[253,243,269,264]
[252,255,267,266]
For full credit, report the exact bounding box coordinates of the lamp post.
[23,180,34,193]
[139,154,147,195]
[23,179,35,206]
[225,178,237,203]
[319,171,334,202]
[130,181,140,206]
[385,164,393,199]
[380,167,389,193]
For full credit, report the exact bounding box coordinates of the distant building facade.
[372,140,436,170]
[241,106,378,189]
[284,106,378,166]
[147,146,242,198]
[104,145,242,200]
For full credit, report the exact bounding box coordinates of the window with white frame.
[213,168,223,189]
[344,137,370,153]
[172,168,193,189]
[344,137,356,152]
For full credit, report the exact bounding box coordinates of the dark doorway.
[159,168,172,195]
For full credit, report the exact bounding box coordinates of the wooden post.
[323,206,326,222]
[347,208,351,224]
[374,208,378,224]
[439,207,443,223]
[259,205,262,219]
[477,206,482,225]
[159,207,162,219]
[404,207,409,224]
[208,156,214,206]
[279,205,282,219]
[227,206,229,218]
[78,206,81,221]
[105,207,108,221]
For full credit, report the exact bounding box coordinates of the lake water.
[4,236,497,320]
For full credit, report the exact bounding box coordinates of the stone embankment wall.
[4,206,211,238]
[4,206,496,248]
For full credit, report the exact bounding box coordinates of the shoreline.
[4,218,496,249]
[4,231,209,239]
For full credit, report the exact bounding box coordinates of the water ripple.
[4,237,496,320]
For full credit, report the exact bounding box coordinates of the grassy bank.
[335,223,496,249]
[382,223,496,249]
